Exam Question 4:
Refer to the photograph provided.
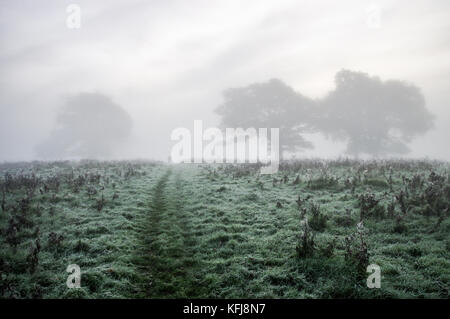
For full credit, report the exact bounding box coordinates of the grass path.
[132,165,311,298]
[133,167,204,298]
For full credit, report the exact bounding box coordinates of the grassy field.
[0,159,448,298]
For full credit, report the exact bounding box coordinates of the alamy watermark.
[367,264,381,288]
[66,264,81,288]
[366,4,382,29]
[66,4,81,29]
[171,120,280,174]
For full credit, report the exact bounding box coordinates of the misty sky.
[1,0,449,161]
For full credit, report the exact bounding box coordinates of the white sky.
[0,0,449,161]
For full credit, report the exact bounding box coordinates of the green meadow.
[0,159,448,298]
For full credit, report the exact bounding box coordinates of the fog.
[1,0,449,161]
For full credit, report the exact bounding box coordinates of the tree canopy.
[36,93,132,159]
[215,70,435,157]
[215,78,315,154]
[316,70,434,156]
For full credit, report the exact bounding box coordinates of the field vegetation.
[0,159,448,298]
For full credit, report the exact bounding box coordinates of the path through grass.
[132,168,205,298]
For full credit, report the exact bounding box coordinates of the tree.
[316,70,434,156]
[36,93,132,159]
[215,79,315,155]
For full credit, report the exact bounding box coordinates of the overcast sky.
[1,0,449,161]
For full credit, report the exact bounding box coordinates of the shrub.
[307,175,339,190]
[423,172,449,217]
[364,178,389,188]
[393,219,407,234]
[82,272,104,293]
[344,222,369,275]
[26,238,41,274]
[308,203,327,232]
[63,287,88,299]
[396,190,408,215]
[47,232,64,250]
[296,219,315,258]
[5,218,19,248]
[334,209,354,227]
[319,237,336,258]
[95,194,106,212]
[74,240,90,253]
[387,199,396,218]
[295,195,311,210]
[358,193,381,220]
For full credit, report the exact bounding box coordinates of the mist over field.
[0,0,449,161]
[0,0,449,303]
